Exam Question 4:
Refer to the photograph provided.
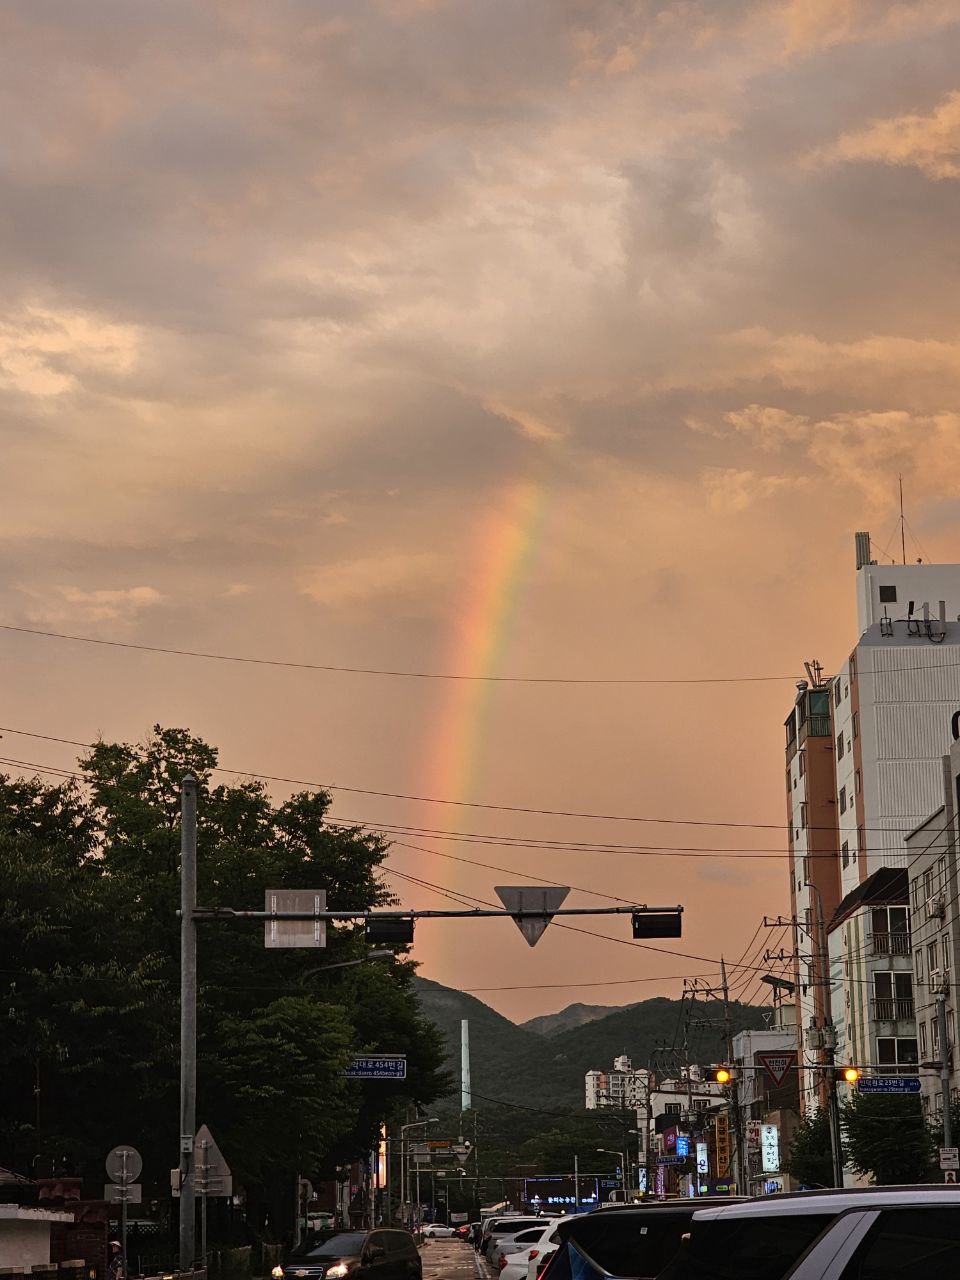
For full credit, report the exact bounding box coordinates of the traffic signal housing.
[841,1065,860,1085]
[631,910,682,938]
[712,1065,738,1085]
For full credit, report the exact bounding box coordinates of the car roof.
[556,1199,746,1240]
[692,1186,960,1221]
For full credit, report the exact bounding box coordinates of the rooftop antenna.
[899,475,907,566]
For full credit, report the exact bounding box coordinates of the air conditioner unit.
[927,893,947,920]
[931,969,950,996]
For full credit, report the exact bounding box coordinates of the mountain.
[522,1002,639,1037]
[414,978,768,1111]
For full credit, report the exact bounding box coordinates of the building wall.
[0,1214,73,1270]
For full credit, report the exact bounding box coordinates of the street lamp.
[402,1118,439,1230]
[597,1148,629,1201]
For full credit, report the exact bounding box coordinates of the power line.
[0,726,936,833]
[0,623,798,685]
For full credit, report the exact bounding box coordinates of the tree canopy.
[0,726,449,1218]
[841,1093,934,1185]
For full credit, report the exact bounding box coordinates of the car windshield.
[294,1233,368,1258]
[658,1214,835,1280]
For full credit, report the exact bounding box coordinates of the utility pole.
[939,995,953,1147]
[179,776,197,1273]
[643,1065,655,1197]
[573,1153,579,1212]
[719,959,746,1194]
[803,881,844,1189]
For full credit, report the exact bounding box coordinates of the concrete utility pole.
[461,1020,472,1112]
[179,776,198,1272]
[643,1068,654,1197]
[720,958,747,1194]
[939,995,953,1147]
[805,881,844,1189]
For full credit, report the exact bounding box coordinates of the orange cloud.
[821,89,960,178]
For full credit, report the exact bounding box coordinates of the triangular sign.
[494,886,570,947]
[195,1125,232,1180]
[756,1051,796,1088]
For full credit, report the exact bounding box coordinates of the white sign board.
[941,1147,960,1170]
[696,1142,709,1175]
[104,1183,142,1204]
[264,890,327,948]
[760,1124,780,1173]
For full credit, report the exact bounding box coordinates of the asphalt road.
[420,1239,483,1280]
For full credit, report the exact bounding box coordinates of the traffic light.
[712,1065,738,1085]
[365,915,415,945]
[841,1065,860,1085]
[631,910,682,938]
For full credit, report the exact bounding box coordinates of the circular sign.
[106,1145,143,1184]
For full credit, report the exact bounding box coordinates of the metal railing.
[872,933,910,956]
[872,997,915,1022]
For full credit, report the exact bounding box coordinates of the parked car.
[497,1222,565,1280]
[422,1223,456,1239]
[276,1230,421,1280]
[482,1217,548,1259]
[658,1186,960,1280]
[492,1222,561,1269]
[542,1199,748,1280]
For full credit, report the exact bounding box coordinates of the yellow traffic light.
[715,1067,732,1085]
[842,1066,860,1084]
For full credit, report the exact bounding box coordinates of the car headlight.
[326,1265,350,1278]
[272,1269,284,1278]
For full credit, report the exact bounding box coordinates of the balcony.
[872,933,910,957]
[872,998,915,1022]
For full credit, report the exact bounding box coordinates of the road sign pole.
[180,776,198,1272]
[199,1139,208,1268]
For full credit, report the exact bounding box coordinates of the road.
[420,1239,482,1280]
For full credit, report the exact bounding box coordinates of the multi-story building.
[785,533,960,1121]
[785,677,842,1113]
[585,1054,645,1110]
[906,736,960,1120]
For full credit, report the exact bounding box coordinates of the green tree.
[783,1108,835,1189]
[0,726,449,1228]
[841,1093,934,1184]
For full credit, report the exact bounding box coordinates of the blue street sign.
[857,1076,920,1094]
[676,1136,690,1157]
[344,1055,407,1079]
[656,1155,684,1166]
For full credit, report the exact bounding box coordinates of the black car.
[542,1200,748,1280]
[278,1230,421,1280]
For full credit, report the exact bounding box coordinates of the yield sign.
[757,1050,797,1088]
[495,886,570,947]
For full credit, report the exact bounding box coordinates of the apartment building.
[585,1054,645,1110]
[785,533,960,1114]
[906,737,960,1119]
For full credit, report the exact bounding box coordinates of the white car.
[422,1223,457,1239]
[494,1222,563,1273]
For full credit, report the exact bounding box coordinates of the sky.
[3,0,960,1023]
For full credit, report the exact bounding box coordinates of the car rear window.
[659,1213,835,1280]
[494,1220,545,1234]
[563,1216,698,1279]
[840,1207,960,1280]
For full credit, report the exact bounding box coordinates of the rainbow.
[424,479,546,818]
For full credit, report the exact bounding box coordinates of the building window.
[858,825,865,854]
[920,1021,928,1058]
[664,1102,682,1115]
[799,752,805,778]
[852,711,859,740]
[839,787,847,815]
[924,868,934,899]
[800,802,808,830]
[842,841,849,869]
[916,949,924,983]
[879,585,897,603]
[855,769,862,795]
[876,1037,918,1074]
[837,731,845,761]
[911,879,921,912]
[929,941,939,976]
[835,680,842,707]
[942,936,950,974]
[939,855,948,889]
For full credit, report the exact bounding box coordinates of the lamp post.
[597,1148,628,1202]
[401,1119,439,1230]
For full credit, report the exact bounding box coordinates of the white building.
[906,736,960,1120]
[585,1054,645,1110]
[787,534,960,1115]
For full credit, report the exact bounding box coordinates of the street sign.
[941,1147,960,1170]
[104,1183,142,1204]
[344,1055,407,1079]
[494,886,570,947]
[856,1076,921,1094]
[656,1155,684,1166]
[106,1146,143,1184]
[757,1051,797,1088]
[264,889,327,948]
[195,1125,233,1198]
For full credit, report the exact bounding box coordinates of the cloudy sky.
[4,0,960,1021]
